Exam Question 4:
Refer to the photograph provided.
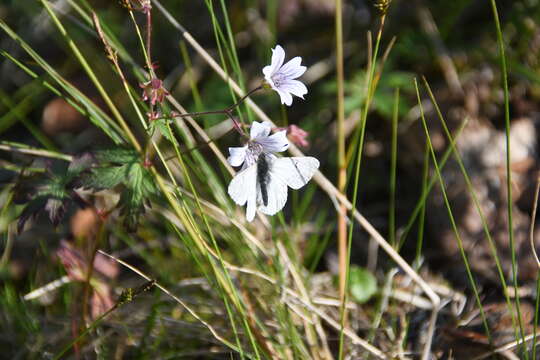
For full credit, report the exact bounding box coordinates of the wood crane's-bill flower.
[227,121,289,170]
[227,121,319,222]
[262,45,308,106]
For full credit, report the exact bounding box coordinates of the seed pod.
[372,0,391,15]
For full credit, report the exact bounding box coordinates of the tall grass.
[0,0,535,358]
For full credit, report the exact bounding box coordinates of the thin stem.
[531,175,540,359]
[533,270,540,359]
[40,0,141,151]
[146,10,152,72]
[81,219,105,325]
[97,250,241,353]
[335,0,347,308]
[172,85,262,120]
[53,304,118,360]
[53,279,155,360]
[338,13,387,360]
[489,0,528,353]
[416,78,492,344]
[389,87,399,247]
[530,174,540,268]
[163,127,236,161]
[415,139,429,268]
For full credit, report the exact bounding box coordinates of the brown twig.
[97,250,241,352]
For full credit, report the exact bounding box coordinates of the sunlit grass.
[0,0,536,358]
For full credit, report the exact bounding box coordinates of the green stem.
[40,0,141,151]
[389,88,399,247]
[338,13,387,360]
[415,78,492,344]
[489,0,527,354]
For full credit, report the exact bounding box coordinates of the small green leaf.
[66,153,93,179]
[84,165,128,189]
[14,157,85,232]
[155,120,178,145]
[82,147,157,231]
[94,148,140,164]
[348,266,377,304]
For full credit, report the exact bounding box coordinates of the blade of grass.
[338,12,388,360]
[0,88,57,151]
[415,78,492,346]
[335,0,347,307]
[166,122,263,359]
[389,87,399,247]
[489,0,528,353]
[414,139,429,268]
[397,117,469,250]
[179,40,204,112]
[0,32,125,144]
[534,271,540,359]
[97,250,244,354]
[39,0,141,151]
[422,76,519,343]
[0,141,72,161]
[204,0,249,126]
[531,174,540,359]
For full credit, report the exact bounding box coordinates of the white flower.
[262,45,308,106]
[227,121,289,170]
[227,121,319,221]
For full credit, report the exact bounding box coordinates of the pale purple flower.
[227,121,289,170]
[262,45,308,106]
[227,121,319,222]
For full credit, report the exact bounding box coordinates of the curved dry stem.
[97,250,238,351]
[530,173,540,269]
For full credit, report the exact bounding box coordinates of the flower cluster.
[225,45,317,222]
[140,77,169,106]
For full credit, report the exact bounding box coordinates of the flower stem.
[335,0,347,307]
[172,85,262,120]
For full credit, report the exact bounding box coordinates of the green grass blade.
[489,0,528,354]
[415,78,492,344]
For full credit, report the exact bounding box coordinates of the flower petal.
[276,88,293,106]
[278,57,307,79]
[279,79,308,99]
[256,130,289,153]
[262,65,275,84]
[227,146,247,167]
[250,121,272,139]
[263,45,285,78]
[246,191,257,222]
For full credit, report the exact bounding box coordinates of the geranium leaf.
[82,147,157,231]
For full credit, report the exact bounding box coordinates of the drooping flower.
[227,121,289,170]
[121,0,151,14]
[276,124,310,147]
[287,124,310,147]
[140,77,169,105]
[55,240,118,319]
[262,45,308,106]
